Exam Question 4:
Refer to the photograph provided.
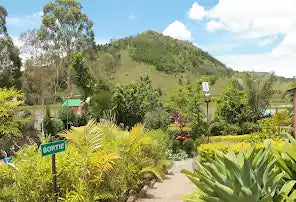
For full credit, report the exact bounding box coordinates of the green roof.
[62,99,83,107]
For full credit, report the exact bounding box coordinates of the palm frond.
[60,120,102,151]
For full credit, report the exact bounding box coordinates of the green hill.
[105,30,232,75]
[85,30,294,108]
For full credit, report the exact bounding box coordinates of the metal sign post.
[40,140,66,202]
[202,82,211,143]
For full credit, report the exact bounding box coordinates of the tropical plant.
[0,88,24,141]
[216,80,251,125]
[275,134,296,181]
[183,142,296,201]
[239,73,275,121]
[60,120,102,151]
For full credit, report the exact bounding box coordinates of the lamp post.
[202,82,211,142]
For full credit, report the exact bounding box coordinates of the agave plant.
[182,141,296,202]
[275,135,296,180]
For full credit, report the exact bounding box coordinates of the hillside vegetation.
[86,31,293,107]
[105,30,232,75]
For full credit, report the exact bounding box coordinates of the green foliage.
[209,120,227,136]
[209,121,245,136]
[0,123,170,201]
[183,143,296,201]
[0,37,22,89]
[114,31,231,75]
[216,81,251,125]
[241,122,260,134]
[51,118,64,134]
[167,81,207,139]
[58,107,76,126]
[71,52,95,98]
[240,73,275,120]
[183,138,195,157]
[259,117,279,139]
[0,88,24,141]
[0,5,8,34]
[39,0,95,53]
[89,91,112,120]
[275,135,296,181]
[273,110,292,127]
[144,107,170,130]
[43,106,54,135]
[112,75,160,127]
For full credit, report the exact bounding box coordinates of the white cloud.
[217,53,296,78]
[163,20,192,41]
[6,17,21,25]
[188,2,207,20]
[96,39,110,45]
[206,0,296,54]
[206,20,225,32]
[257,35,278,47]
[186,0,296,77]
[6,11,42,28]
[128,14,136,20]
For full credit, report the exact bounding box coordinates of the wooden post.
[294,89,296,138]
[52,153,57,202]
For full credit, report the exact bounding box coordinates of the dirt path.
[137,159,196,202]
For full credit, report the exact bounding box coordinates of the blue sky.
[1,0,296,77]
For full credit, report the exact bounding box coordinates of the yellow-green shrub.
[0,122,170,201]
[198,140,284,162]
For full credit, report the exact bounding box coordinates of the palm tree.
[238,73,275,121]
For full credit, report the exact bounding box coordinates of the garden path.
[137,158,196,202]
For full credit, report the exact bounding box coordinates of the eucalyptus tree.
[0,5,22,89]
[38,0,95,96]
[0,5,8,35]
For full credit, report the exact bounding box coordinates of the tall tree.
[0,5,8,35]
[71,52,95,98]
[239,73,275,120]
[112,75,160,127]
[38,0,95,96]
[0,5,22,89]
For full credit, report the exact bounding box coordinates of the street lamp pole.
[202,82,211,143]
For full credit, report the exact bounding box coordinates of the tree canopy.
[112,75,160,127]
[216,80,251,125]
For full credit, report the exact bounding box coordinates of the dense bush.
[58,107,76,126]
[183,142,296,201]
[89,91,112,120]
[58,107,88,129]
[241,121,260,134]
[112,75,160,128]
[209,121,242,136]
[144,107,170,130]
[209,120,227,136]
[258,117,279,139]
[183,138,195,157]
[216,81,251,125]
[198,141,265,162]
[0,122,170,201]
